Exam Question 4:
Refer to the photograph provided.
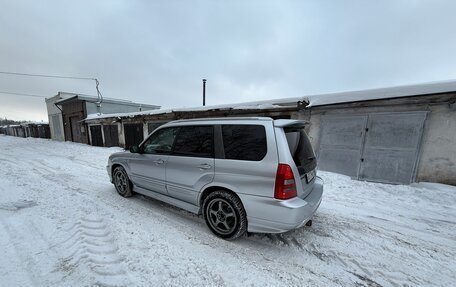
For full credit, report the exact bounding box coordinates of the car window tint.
[222,125,267,161]
[142,127,179,154]
[285,129,316,174]
[173,126,213,157]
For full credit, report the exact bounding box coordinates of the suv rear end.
[212,118,323,234]
[272,119,323,230]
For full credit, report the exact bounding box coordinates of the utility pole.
[202,78,207,106]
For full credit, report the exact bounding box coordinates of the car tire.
[203,190,247,240]
[113,166,133,198]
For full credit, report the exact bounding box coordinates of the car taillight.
[274,164,297,200]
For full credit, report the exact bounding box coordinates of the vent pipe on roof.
[202,79,207,106]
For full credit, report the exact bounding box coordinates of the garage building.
[45,92,160,144]
[84,80,456,185]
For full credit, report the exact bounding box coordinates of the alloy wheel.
[206,198,238,235]
[114,170,128,194]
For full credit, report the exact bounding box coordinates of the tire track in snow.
[64,182,326,285]
[58,217,131,287]
[0,144,403,286]
[66,187,296,286]
[0,200,36,211]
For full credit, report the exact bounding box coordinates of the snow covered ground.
[0,134,454,287]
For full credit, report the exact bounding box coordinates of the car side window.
[142,127,179,154]
[222,125,267,161]
[172,126,214,158]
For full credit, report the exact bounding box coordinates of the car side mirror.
[129,145,141,153]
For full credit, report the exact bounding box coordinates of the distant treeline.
[0,118,24,126]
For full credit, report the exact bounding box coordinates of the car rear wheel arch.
[199,186,239,209]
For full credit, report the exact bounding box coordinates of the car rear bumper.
[240,177,323,233]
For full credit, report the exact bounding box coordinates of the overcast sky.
[1,0,456,121]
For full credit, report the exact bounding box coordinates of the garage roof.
[54,92,160,109]
[304,79,456,107]
[85,79,456,120]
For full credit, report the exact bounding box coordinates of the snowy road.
[0,135,455,286]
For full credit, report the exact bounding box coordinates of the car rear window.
[222,125,267,161]
[285,129,316,175]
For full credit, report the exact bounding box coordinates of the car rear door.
[165,125,215,205]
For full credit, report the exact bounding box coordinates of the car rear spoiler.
[273,119,310,129]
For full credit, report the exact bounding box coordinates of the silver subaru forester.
[107,117,323,240]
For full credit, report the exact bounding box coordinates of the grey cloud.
[1,0,456,121]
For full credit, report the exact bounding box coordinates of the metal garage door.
[69,116,86,143]
[359,112,427,184]
[90,125,103,147]
[103,125,119,147]
[318,112,427,184]
[318,115,368,177]
[124,123,144,149]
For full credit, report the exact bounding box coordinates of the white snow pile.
[0,134,455,286]
[304,79,456,107]
[86,103,284,120]
[86,79,456,121]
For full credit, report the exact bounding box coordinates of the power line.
[0,71,95,81]
[0,91,47,98]
[0,71,103,104]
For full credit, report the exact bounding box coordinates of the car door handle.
[153,159,164,165]
[198,164,212,170]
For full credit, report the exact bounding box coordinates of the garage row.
[83,92,455,186]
